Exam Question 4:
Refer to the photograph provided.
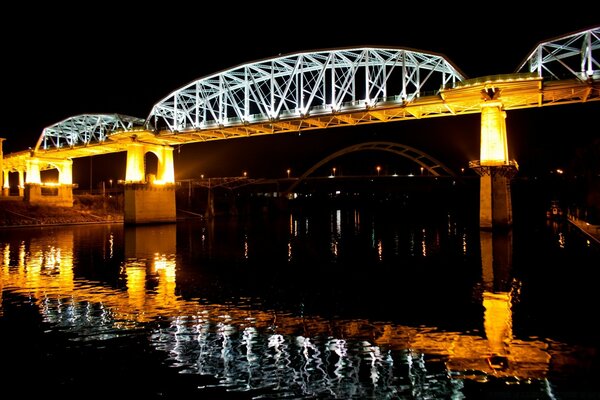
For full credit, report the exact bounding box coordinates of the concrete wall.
[124,184,176,224]
[479,173,513,230]
[24,184,73,207]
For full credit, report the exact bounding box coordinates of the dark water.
[1,202,599,399]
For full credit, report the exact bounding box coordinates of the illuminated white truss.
[37,114,145,151]
[518,25,600,81]
[148,47,464,132]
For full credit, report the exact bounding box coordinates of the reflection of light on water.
[218,321,237,387]
[354,209,360,233]
[329,338,347,381]
[366,342,383,385]
[377,239,383,261]
[244,233,249,259]
[331,210,341,258]
[422,228,427,257]
[19,241,25,268]
[108,233,114,259]
[2,243,9,266]
[288,214,296,262]
[153,253,178,309]
[558,232,565,249]
[243,327,259,388]
[290,213,298,237]
[462,232,468,255]
[483,292,512,357]
[0,224,564,399]
[0,244,7,315]
[125,263,146,312]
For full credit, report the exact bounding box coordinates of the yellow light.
[125,144,145,182]
[25,158,41,184]
[483,291,512,357]
[126,264,147,311]
[57,159,73,185]
[480,104,509,166]
[157,146,175,184]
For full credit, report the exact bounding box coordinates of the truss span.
[286,141,455,193]
[148,48,465,133]
[36,114,145,151]
[518,25,600,81]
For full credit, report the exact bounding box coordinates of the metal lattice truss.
[518,25,600,81]
[36,114,145,151]
[148,47,465,132]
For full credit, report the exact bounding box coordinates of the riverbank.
[0,196,123,228]
[568,215,600,245]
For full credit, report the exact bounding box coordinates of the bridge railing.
[452,73,540,89]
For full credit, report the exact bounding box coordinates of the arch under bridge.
[285,141,456,194]
[1,25,599,226]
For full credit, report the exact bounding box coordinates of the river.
[1,201,599,399]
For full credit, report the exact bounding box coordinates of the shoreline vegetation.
[0,195,123,228]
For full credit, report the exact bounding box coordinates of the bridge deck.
[3,77,599,172]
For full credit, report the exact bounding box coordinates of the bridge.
[1,26,599,227]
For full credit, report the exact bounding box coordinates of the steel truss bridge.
[3,25,600,174]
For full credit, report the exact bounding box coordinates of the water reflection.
[0,213,593,398]
[478,230,550,380]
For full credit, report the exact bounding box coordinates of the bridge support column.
[124,143,176,224]
[471,96,518,230]
[2,170,8,196]
[24,158,74,207]
[18,170,25,197]
[0,137,4,196]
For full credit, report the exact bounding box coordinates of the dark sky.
[1,8,598,181]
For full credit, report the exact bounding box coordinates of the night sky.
[1,8,598,183]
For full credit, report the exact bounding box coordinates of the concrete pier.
[124,183,176,224]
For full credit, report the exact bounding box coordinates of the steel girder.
[36,114,145,151]
[148,48,465,132]
[518,25,600,81]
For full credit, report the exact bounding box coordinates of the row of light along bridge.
[1,26,599,228]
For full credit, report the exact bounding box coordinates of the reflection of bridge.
[1,26,599,227]
[0,223,557,391]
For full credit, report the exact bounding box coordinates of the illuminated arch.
[286,141,456,193]
[36,114,145,151]
[148,47,464,132]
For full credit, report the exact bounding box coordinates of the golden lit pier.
[1,26,599,225]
